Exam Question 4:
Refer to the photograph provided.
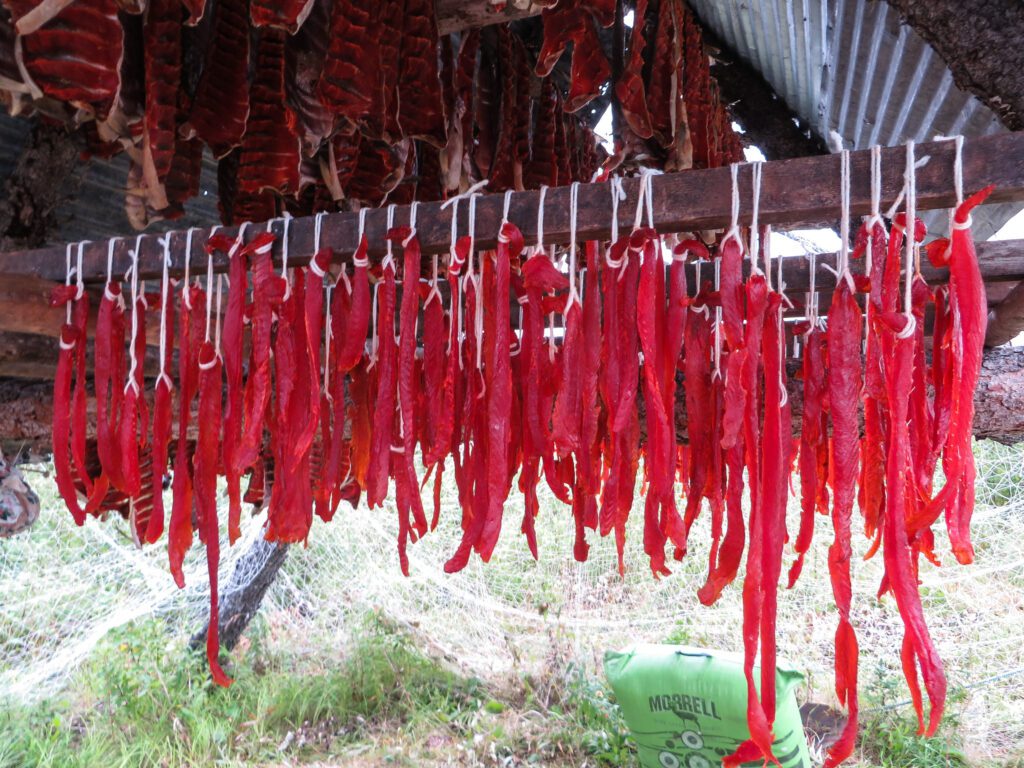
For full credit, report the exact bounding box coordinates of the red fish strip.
[824,280,862,766]
[195,341,232,687]
[169,285,204,587]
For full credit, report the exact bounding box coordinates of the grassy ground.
[0,613,1004,768]
[2,441,1023,766]
[0,615,632,768]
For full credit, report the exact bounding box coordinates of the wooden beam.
[435,0,543,36]
[0,132,1022,286]
[9,345,1024,456]
[0,274,60,337]
[986,280,1024,347]
[0,331,163,379]
[690,239,1024,299]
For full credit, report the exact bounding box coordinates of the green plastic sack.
[604,643,812,768]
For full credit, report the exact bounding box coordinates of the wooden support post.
[0,132,1021,286]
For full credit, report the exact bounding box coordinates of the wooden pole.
[0,132,1021,286]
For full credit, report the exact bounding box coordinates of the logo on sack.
[648,693,722,720]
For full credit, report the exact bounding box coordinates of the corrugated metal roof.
[690,0,1013,240]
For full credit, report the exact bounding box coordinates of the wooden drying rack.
[0,132,1022,290]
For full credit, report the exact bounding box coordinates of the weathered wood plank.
[0,133,1021,286]
[435,0,543,35]
[8,345,1024,456]
[986,280,1024,347]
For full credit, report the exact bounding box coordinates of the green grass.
[0,613,642,768]
[0,614,489,768]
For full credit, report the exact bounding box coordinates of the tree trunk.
[189,535,289,653]
[883,0,1024,131]
[0,120,84,251]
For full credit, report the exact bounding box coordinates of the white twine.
[884,153,932,220]
[944,134,968,251]
[468,194,480,273]
[63,243,74,324]
[502,189,513,224]
[73,240,86,300]
[446,196,463,363]
[771,229,792,309]
[724,162,742,247]
[228,222,250,260]
[838,149,855,292]
[954,134,964,207]
[607,177,626,269]
[536,185,548,249]
[368,281,379,369]
[314,211,326,252]
[279,215,293,300]
[806,250,818,332]
[750,161,763,274]
[104,237,122,304]
[439,179,489,250]
[310,213,328,278]
[425,250,442,307]
[353,208,370,268]
[182,228,198,309]
[769,226,790,405]
[610,176,625,244]
[468,193,484,373]
[124,235,144,395]
[204,230,216,344]
[898,140,918,339]
[156,234,173,390]
[214,273,223,357]
[642,170,656,229]
[402,201,418,248]
[440,179,489,213]
[566,182,581,311]
[382,204,397,273]
[865,145,883,274]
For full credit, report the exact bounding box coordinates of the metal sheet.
[689,0,1011,239]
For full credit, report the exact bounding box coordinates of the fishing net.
[1,441,1022,762]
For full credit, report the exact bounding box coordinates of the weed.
[856,662,971,768]
[0,614,487,767]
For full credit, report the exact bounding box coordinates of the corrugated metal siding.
[0,117,30,187]
[690,0,1013,240]
[56,153,219,245]
[0,114,220,247]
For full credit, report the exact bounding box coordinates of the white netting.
[2,441,1023,761]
